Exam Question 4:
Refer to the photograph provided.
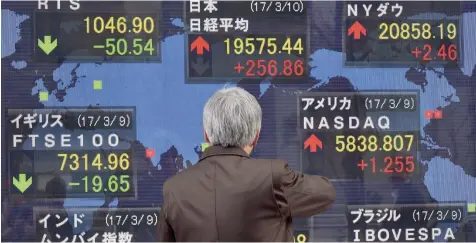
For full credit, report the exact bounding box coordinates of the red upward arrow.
[348,21,366,40]
[190,36,209,55]
[304,134,323,152]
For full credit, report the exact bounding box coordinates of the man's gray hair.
[203,87,262,147]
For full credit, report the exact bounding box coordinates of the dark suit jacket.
[158,146,336,242]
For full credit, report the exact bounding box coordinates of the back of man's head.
[203,87,262,148]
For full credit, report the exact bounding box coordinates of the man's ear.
[251,129,260,147]
[204,129,210,143]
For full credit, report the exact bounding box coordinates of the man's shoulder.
[163,163,203,190]
[163,158,288,189]
[163,169,188,190]
[204,156,289,178]
[245,157,287,171]
[250,158,287,170]
[205,155,288,171]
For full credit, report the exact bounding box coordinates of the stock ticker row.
[32,0,461,80]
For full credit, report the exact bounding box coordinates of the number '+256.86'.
[242,59,305,77]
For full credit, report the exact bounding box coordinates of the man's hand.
[272,160,336,217]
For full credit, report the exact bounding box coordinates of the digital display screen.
[2,0,475,242]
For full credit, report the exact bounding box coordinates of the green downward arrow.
[38,36,57,55]
[12,174,32,193]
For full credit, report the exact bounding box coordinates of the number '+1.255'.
[358,156,415,173]
[242,59,305,77]
[59,153,130,171]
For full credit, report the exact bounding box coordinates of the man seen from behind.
[158,87,336,241]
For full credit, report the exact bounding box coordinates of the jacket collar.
[198,146,250,162]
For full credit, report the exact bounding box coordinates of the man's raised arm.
[272,160,336,217]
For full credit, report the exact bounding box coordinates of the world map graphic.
[1,1,476,241]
